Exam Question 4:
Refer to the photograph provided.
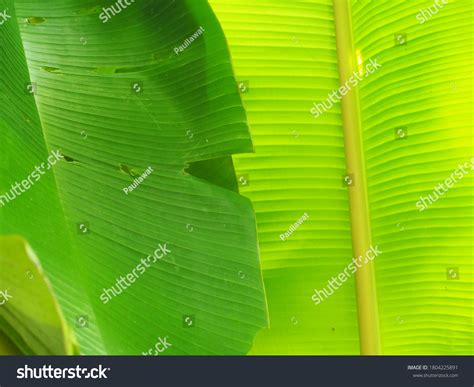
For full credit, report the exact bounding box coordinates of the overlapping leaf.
[0,236,78,355]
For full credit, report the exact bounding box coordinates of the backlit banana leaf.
[210,0,473,354]
[352,0,473,355]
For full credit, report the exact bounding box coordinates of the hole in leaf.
[61,153,78,163]
[25,17,46,25]
[40,66,62,74]
[119,164,140,177]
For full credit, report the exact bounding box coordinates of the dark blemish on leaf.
[61,153,78,163]
[41,66,62,74]
[25,17,46,25]
[119,164,140,177]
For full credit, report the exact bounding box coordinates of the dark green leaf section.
[0,0,267,355]
[186,156,239,192]
[0,0,105,354]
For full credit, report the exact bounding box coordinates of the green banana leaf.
[0,0,267,355]
[352,0,473,355]
[1,0,472,356]
[210,0,473,355]
[0,235,79,355]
